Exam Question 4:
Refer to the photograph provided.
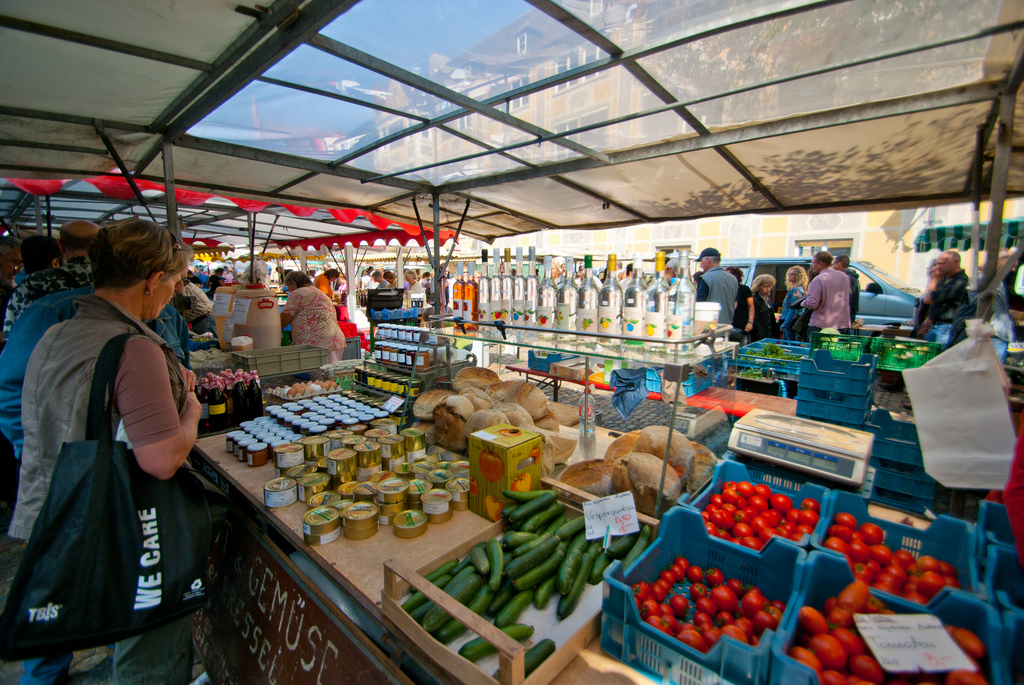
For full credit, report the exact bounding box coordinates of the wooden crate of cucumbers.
[381,478,659,685]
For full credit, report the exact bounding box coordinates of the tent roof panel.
[278,173,409,207]
[145,146,313,194]
[463,176,639,226]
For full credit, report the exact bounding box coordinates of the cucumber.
[505,536,560,579]
[513,549,564,591]
[502,531,538,550]
[513,533,553,558]
[433,585,493,644]
[533,576,557,609]
[415,566,478,624]
[555,516,586,541]
[587,539,603,556]
[458,624,534,662]
[565,530,589,559]
[508,491,557,527]
[423,573,483,633]
[494,589,534,628]
[502,489,551,503]
[487,538,504,591]
[589,552,612,585]
[451,553,475,576]
[557,549,582,595]
[486,578,516,617]
[620,525,652,573]
[524,639,556,676]
[501,503,521,521]
[541,513,568,538]
[521,501,567,534]
[470,544,490,575]
[605,531,638,559]
[557,551,595,621]
[402,573,452,614]
[425,560,458,583]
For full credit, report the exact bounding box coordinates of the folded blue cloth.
[609,368,650,420]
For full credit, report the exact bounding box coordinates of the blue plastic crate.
[869,484,935,516]
[978,501,1017,564]
[863,408,923,473]
[1001,609,1024,685]
[645,366,662,393]
[735,339,810,375]
[798,349,878,395]
[796,389,873,426]
[602,506,807,685]
[682,459,830,548]
[871,466,936,499]
[985,545,1024,619]
[770,551,1005,685]
[813,490,980,601]
[527,350,577,373]
[795,384,872,409]
[646,360,714,397]
[188,338,218,351]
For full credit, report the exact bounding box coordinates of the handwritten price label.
[382,395,404,413]
[582,491,639,542]
[854,613,976,673]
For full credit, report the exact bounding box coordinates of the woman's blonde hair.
[752,274,776,293]
[785,265,808,290]
[89,219,187,289]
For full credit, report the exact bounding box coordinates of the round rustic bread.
[413,389,455,420]
[432,402,467,452]
[547,402,579,427]
[459,386,493,412]
[453,367,500,392]
[487,380,548,419]
[462,409,510,441]
[623,451,682,517]
[493,401,535,428]
[686,443,718,495]
[605,431,640,462]
[444,394,476,420]
[635,426,695,476]
[558,459,616,497]
[534,410,560,432]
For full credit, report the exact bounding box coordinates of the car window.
[850,266,883,292]
[857,261,918,292]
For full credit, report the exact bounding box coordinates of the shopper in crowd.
[314,268,339,299]
[422,271,433,302]
[919,250,969,347]
[280,271,347,363]
[172,274,215,336]
[10,218,197,684]
[779,265,809,341]
[727,266,754,343]
[382,270,398,288]
[750,274,781,342]
[206,267,226,293]
[4,221,99,338]
[803,250,851,334]
[619,262,633,283]
[369,269,384,289]
[832,255,860,324]
[405,270,424,296]
[0,235,22,310]
[694,247,737,387]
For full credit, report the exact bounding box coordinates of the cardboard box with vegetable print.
[469,424,543,522]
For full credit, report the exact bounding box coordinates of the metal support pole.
[433,192,442,312]
[344,244,357,320]
[979,91,1017,300]
[45,195,52,236]
[163,141,180,240]
[969,126,984,291]
[396,246,404,283]
[247,213,256,284]
[33,196,41,233]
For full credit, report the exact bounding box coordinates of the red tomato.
[732,522,754,539]
[721,488,740,506]
[820,670,847,685]
[646,614,671,633]
[741,591,768,620]
[836,580,870,613]
[695,596,716,616]
[640,599,660,619]
[726,578,745,596]
[632,582,650,603]
[739,536,763,551]
[709,585,738,613]
[769,493,793,514]
[892,549,917,569]
[701,511,712,522]
[872,581,896,594]
[847,540,871,564]
[825,607,853,629]
[950,626,986,660]
[943,671,989,685]
[847,654,884,684]
[761,509,782,528]
[736,482,755,498]
[671,562,689,581]
[720,503,738,515]
[686,566,704,584]
[778,521,797,536]
[689,583,708,600]
[787,508,803,524]
[808,633,847,671]
[858,522,884,546]
[795,523,816,535]
[788,646,823,675]
[704,522,720,537]
[749,515,768,533]
[827,525,854,542]
[865,544,891,567]
[715,610,734,627]
[720,624,749,644]
[733,616,754,639]
[733,509,751,525]
[709,494,723,507]
[651,580,670,603]
[707,509,730,531]
[822,536,850,556]
[834,512,858,529]
[677,629,706,653]
[797,509,820,526]
[662,614,681,634]
[673,555,689,570]
[801,497,821,513]
[659,569,678,585]
[752,609,778,635]
[939,560,958,579]
[748,495,769,513]
[754,484,772,499]
[944,576,962,590]
[722,481,738,491]
[692,611,712,628]
[669,594,690,618]
[916,571,947,600]
[902,591,929,605]
[704,568,725,587]
[702,627,722,648]
[829,627,865,658]
[769,599,786,611]
[916,555,942,574]
[759,527,777,543]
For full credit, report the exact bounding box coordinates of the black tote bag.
[0,333,212,660]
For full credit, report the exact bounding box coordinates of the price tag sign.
[222,320,235,342]
[212,292,232,317]
[232,297,251,324]
[381,395,404,413]
[582,491,639,543]
[854,613,976,673]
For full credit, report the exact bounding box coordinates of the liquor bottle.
[644,252,669,351]
[622,257,646,346]
[232,370,248,422]
[598,254,623,346]
[525,246,538,328]
[464,261,478,330]
[576,255,599,345]
[666,250,696,355]
[477,250,491,331]
[453,262,465,319]
[500,248,513,325]
[197,378,210,432]
[247,371,263,419]
[555,257,576,341]
[512,247,526,325]
[207,378,227,431]
[537,256,556,340]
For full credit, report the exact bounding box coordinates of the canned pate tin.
[336,481,359,500]
[352,482,377,502]
[420,490,453,523]
[406,479,432,508]
[306,491,343,510]
[393,510,428,538]
[273,443,304,470]
[446,478,470,510]
[342,502,378,540]
[449,461,470,478]
[330,472,356,490]
[353,442,382,481]
[325,429,353,451]
[374,496,406,517]
[340,436,366,448]
[284,464,317,480]
[425,468,454,489]
[371,417,398,435]
[296,473,329,502]
[302,506,342,546]
[375,477,409,504]
[264,477,297,509]
[349,423,368,435]
[391,462,414,479]
[369,470,394,484]
[325,448,356,476]
[401,428,426,461]
[411,462,435,477]
[299,435,329,462]
[363,428,390,440]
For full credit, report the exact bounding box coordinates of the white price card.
[854,613,976,673]
[222,320,234,342]
[583,491,639,542]
[231,297,251,324]
[212,292,232,317]
[382,395,404,413]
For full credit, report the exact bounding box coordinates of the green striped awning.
[913,219,1024,253]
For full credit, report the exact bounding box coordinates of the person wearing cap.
[694,247,737,387]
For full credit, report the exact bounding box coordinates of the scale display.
[728,409,873,487]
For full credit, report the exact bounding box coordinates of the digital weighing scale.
[727,409,874,487]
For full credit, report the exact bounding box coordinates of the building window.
[509,93,530,111]
[796,239,853,257]
[516,32,528,55]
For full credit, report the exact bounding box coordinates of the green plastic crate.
[869,336,943,370]
[809,331,872,362]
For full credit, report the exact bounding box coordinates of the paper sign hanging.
[583,491,639,542]
[232,298,251,324]
[382,396,404,413]
[212,292,232,317]
[853,613,976,673]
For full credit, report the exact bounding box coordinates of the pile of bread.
[412,367,580,475]
[557,427,718,517]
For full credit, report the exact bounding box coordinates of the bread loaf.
[462,409,510,441]
[687,443,717,495]
[534,410,560,432]
[605,431,640,462]
[453,367,500,392]
[635,426,695,477]
[459,387,493,412]
[531,427,576,465]
[623,451,682,517]
[488,380,548,420]
[493,401,535,428]
[558,459,616,497]
[547,402,579,427]
[432,403,467,452]
[444,394,476,420]
[414,389,455,420]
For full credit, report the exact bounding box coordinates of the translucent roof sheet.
[1,0,1021,241]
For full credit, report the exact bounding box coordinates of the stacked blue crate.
[795,349,877,427]
[862,408,935,515]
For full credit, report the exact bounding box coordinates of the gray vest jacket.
[11,295,184,540]
[701,266,739,323]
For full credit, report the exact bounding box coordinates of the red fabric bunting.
[6,178,67,195]
[183,237,225,247]
[281,204,319,217]
[85,175,163,200]
[174,188,215,207]
[230,198,271,213]
[274,231,431,250]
